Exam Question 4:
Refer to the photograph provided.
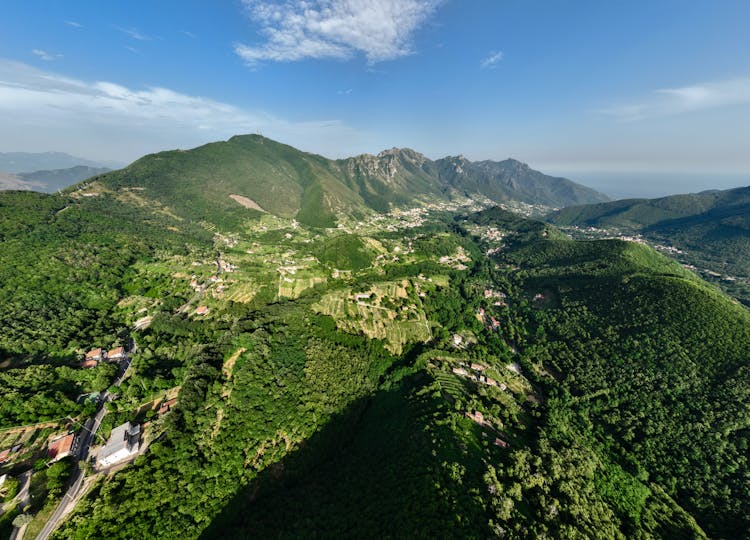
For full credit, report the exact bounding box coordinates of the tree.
[2,476,19,501]
[12,513,33,528]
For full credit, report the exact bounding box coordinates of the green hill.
[548,185,750,230]
[436,156,610,207]
[548,185,750,303]
[68,135,607,229]
[0,148,746,539]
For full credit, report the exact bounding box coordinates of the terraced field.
[314,280,432,354]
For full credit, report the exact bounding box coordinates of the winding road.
[35,352,133,540]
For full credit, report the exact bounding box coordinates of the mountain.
[548,185,750,303]
[0,151,118,173]
[0,166,111,192]
[548,185,750,230]
[81,135,607,229]
[433,155,609,207]
[0,138,747,539]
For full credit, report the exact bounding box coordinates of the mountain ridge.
[73,134,608,228]
[0,165,112,192]
[0,151,119,173]
[548,184,750,304]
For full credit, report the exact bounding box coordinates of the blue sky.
[1,0,749,196]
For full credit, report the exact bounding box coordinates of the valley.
[0,138,747,539]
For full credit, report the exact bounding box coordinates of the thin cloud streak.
[31,49,63,61]
[113,25,157,41]
[0,59,367,162]
[235,0,442,65]
[601,77,750,121]
[480,50,503,69]
[65,20,83,28]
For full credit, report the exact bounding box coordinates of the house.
[85,348,103,361]
[48,433,75,461]
[81,359,98,369]
[470,363,486,372]
[452,334,463,346]
[493,437,509,448]
[97,422,141,467]
[485,377,498,387]
[157,398,177,415]
[354,293,372,301]
[194,306,209,316]
[0,448,9,463]
[107,346,125,360]
[452,367,468,377]
[465,410,484,425]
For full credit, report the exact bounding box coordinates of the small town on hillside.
[0,339,179,538]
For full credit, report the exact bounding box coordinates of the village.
[0,339,179,539]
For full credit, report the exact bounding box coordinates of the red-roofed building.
[195,306,209,315]
[85,348,103,361]
[107,346,125,360]
[0,448,10,463]
[48,433,75,461]
[81,359,98,369]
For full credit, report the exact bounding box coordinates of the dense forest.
[46,207,748,538]
[0,178,747,539]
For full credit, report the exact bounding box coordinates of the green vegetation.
[548,185,750,304]
[312,233,374,270]
[0,363,116,427]
[0,138,746,538]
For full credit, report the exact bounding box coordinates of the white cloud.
[31,49,63,61]
[601,77,750,121]
[65,20,83,28]
[235,0,442,65]
[181,30,196,39]
[113,26,157,41]
[480,50,503,69]
[0,59,367,162]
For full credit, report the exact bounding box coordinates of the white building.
[97,422,140,467]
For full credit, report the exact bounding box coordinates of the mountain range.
[0,135,747,539]
[78,135,607,228]
[549,185,750,303]
[0,166,111,192]
[0,151,118,174]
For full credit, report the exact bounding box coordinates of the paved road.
[16,470,32,511]
[4,470,33,540]
[36,354,133,540]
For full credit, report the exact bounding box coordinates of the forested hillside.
[72,135,607,229]
[0,140,747,539]
[548,185,750,305]
[0,198,730,538]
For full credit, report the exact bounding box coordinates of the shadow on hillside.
[199,371,491,539]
